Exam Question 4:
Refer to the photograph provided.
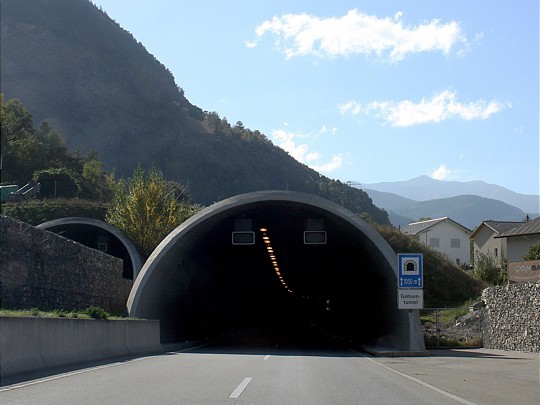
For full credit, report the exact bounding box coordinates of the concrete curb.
[0,317,162,378]
[364,346,431,357]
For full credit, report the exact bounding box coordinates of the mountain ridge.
[361,175,539,214]
[363,187,531,229]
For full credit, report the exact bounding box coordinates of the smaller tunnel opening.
[40,222,135,280]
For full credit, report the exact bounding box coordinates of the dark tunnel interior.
[46,224,134,279]
[155,202,399,345]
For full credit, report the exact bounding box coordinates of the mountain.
[364,189,528,229]
[363,176,539,215]
[0,0,388,224]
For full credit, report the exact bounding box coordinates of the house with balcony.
[401,217,472,266]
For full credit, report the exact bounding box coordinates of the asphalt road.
[1,334,538,404]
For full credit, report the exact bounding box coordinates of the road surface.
[1,332,538,404]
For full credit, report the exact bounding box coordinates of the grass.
[0,306,125,320]
[420,308,469,325]
[424,334,482,348]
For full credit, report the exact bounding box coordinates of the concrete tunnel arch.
[128,191,425,351]
[38,217,143,280]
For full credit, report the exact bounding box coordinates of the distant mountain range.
[358,176,539,229]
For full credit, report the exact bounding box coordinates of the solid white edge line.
[348,349,477,405]
[1,344,210,393]
[229,377,252,399]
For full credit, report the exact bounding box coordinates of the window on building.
[494,248,498,257]
[429,238,440,248]
[451,238,460,248]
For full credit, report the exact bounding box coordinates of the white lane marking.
[349,349,477,405]
[229,377,252,399]
[263,355,271,360]
[0,344,210,393]
[0,361,127,392]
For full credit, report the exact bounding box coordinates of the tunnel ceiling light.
[259,227,294,295]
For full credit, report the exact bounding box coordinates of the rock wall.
[0,216,132,314]
[482,282,539,353]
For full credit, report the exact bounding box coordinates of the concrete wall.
[482,281,539,353]
[0,316,162,378]
[0,216,132,314]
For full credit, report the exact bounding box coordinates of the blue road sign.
[398,253,423,289]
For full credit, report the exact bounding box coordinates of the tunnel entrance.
[38,217,143,280]
[128,191,425,351]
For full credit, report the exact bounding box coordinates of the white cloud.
[272,129,343,173]
[340,90,509,126]
[431,164,463,180]
[250,9,466,61]
[312,155,344,172]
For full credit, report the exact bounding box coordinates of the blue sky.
[92,1,539,195]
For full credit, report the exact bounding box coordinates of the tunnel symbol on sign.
[403,259,419,275]
[405,260,416,272]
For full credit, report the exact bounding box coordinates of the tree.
[80,159,115,201]
[523,242,540,261]
[1,95,46,183]
[34,167,81,199]
[474,251,506,285]
[106,166,200,257]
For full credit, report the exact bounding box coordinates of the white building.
[401,217,472,266]
[495,217,540,263]
[470,220,524,268]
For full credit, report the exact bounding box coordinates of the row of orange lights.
[260,228,292,293]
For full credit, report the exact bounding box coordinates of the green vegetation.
[474,251,507,285]
[0,306,120,320]
[1,198,108,225]
[424,335,482,348]
[375,225,486,307]
[523,242,540,260]
[1,95,115,200]
[420,308,469,325]
[107,166,201,257]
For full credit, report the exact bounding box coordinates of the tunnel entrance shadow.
[129,191,424,352]
[173,325,367,359]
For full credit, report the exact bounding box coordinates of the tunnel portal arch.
[128,191,424,351]
[38,217,143,280]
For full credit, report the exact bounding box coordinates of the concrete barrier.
[0,317,163,378]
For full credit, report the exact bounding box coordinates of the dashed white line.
[229,377,252,399]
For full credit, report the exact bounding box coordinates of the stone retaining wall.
[0,216,132,314]
[482,281,539,352]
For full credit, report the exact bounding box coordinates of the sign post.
[397,253,423,310]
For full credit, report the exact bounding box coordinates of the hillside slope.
[0,0,388,223]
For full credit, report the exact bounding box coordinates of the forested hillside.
[1,0,389,224]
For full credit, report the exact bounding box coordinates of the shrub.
[83,306,110,320]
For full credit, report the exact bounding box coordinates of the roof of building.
[495,217,540,238]
[401,217,471,235]
[470,220,525,239]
